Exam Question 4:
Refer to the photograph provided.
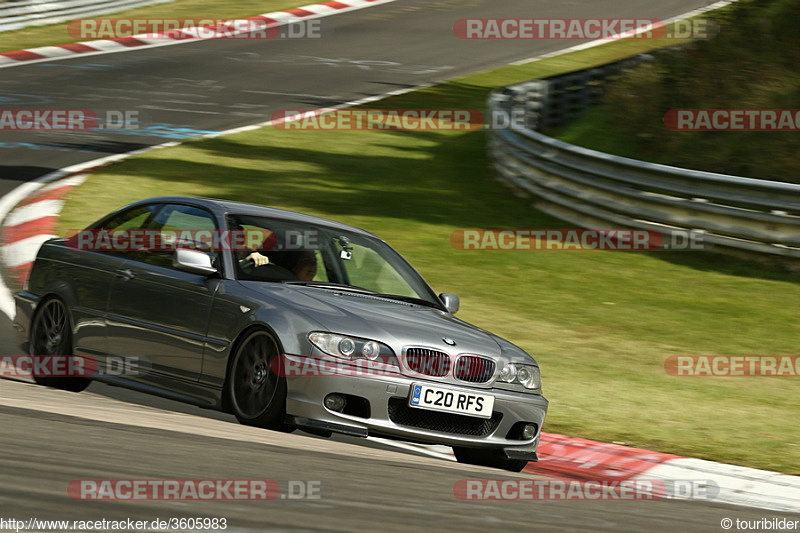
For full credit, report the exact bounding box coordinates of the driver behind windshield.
[241,249,317,281]
[286,250,317,281]
[230,217,319,281]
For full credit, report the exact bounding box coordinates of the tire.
[453,446,529,473]
[29,297,90,393]
[227,329,291,431]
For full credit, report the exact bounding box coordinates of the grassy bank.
[554,0,800,182]
[54,25,800,472]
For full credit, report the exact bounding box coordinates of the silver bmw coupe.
[14,197,548,471]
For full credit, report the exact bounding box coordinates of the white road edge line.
[510,0,740,66]
[3,234,59,268]
[3,199,66,228]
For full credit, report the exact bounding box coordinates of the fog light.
[324,394,347,412]
[522,423,538,440]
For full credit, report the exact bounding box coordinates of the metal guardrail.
[0,0,174,33]
[487,58,800,258]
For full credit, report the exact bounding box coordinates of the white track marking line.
[3,199,65,228]
[17,46,76,59]
[242,90,340,99]
[2,234,57,269]
[140,105,222,115]
[511,0,740,66]
[39,175,90,191]
[636,458,800,513]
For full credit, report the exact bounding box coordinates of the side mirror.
[173,248,217,276]
[439,293,460,314]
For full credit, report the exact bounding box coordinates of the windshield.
[228,214,441,306]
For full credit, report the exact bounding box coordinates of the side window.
[85,204,162,258]
[130,204,219,271]
[157,205,217,233]
[98,204,162,231]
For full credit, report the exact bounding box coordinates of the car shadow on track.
[86,380,450,461]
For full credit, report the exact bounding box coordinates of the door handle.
[115,268,135,281]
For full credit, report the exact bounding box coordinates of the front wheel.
[227,329,291,431]
[453,446,529,472]
[29,297,90,392]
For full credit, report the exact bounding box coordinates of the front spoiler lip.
[286,415,368,438]
[348,413,542,448]
[286,414,539,461]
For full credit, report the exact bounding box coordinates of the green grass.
[553,0,800,182]
[54,26,800,473]
[0,0,305,53]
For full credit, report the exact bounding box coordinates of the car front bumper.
[283,354,548,456]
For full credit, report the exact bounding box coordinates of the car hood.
[243,283,511,359]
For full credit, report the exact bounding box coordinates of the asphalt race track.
[3,1,794,530]
[3,378,799,532]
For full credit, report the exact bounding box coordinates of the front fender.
[199,280,327,389]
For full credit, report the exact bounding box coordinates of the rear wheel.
[29,297,90,392]
[227,329,292,431]
[453,446,529,472]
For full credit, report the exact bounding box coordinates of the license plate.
[408,383,494,419]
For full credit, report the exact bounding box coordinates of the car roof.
[128,196,378,238]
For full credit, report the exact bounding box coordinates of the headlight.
[309,332,394,361]
[499,363,517,382]
[338,337,355,356]
[517,365,540,389]
[497,362,541,391]
[361,341,380,359]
